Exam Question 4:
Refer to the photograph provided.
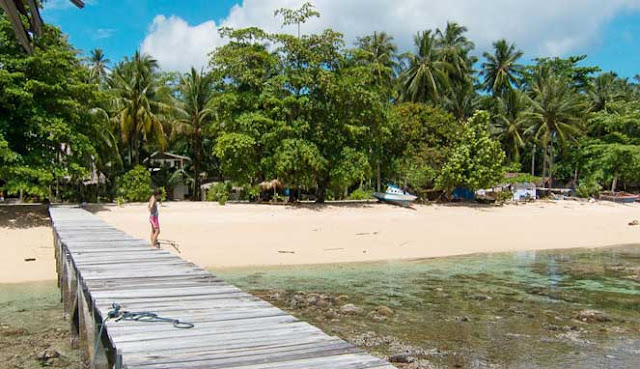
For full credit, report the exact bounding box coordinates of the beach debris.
[278,250,295,254]
[340,304,363,315]
[23,258,36,262]
[576,310,611,323]
[628,220,638,226]
[388,353,416,364]
[323,247,344,251]
[356,231,379,236]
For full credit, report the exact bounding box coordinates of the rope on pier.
[92,302,194,366]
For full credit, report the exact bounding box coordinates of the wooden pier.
[50,206,395,369]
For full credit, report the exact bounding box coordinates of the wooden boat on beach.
[599,191,639,203]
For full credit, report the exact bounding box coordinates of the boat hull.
[600,195,638,203]
[373,192,417,206]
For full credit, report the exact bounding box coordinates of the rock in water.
[388,353,415,363]
[375,305,394,316]
[576,310,611,323]
[340,304,362,315]
[37,349,60,362]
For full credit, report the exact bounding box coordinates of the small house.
[144,152,192,200]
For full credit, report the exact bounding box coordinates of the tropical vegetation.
[2,2,640,202]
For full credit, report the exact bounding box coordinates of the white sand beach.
[89,201,640,269]
[3,201,640,284]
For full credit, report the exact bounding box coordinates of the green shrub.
[117,166,152,202]
[241,184,260,201]
[576,178,601,198]
[158,186,167,202]
[206,182,231,205]
[495,190,513,203]
[348,188,373,200]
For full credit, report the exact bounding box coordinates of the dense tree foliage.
[3,2,640,202]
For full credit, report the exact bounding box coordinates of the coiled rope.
[92,302,194,366]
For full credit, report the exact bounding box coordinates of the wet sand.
[90,201,640,270]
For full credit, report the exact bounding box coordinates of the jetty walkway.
[50,206,395,369]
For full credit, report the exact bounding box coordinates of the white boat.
[373,185,417,206]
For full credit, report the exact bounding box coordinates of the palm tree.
[481,39,524,97]
[493,89,531,162]
[589,72,620,112]
[88,48,111,84]
[525,66,586,185]
[398,30,451,103]
[173,68,216,201]
[356,31,399,88]
[435,22,474,82]
[356,31,398,192]
[109,52,168,165]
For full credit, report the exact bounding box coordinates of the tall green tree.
[436,111,506,192]
[436,22,474,82]
[87,48,110,84]
[525,66,586,184]
[354,31,398,191]
[173,68,216,201]
[492,89,531,162]
[0,18,109,200]
[481,39,524,97]
[398,30,451,103]
[109,51,168,165]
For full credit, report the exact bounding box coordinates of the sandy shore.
[2,201,640,283]
[88,201,640,269]
[1,205,56,283]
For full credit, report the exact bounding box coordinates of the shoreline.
[92,201,640,269]
[4,201,640,283]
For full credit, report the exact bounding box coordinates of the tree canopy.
[2,2,640,202]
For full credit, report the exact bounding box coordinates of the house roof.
[144,151,192,162]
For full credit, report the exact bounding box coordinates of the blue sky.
[42,0,640,77]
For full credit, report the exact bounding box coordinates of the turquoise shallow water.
[215,246,640,369]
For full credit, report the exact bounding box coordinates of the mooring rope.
[91,302,194,366]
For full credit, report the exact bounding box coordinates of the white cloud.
[140,15,224,71]
[93,28,115,40]
[140,0,640,72]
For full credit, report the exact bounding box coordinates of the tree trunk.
[611,174,618,192]
[193,134,201,201]
[376,158,381,193]
[316,178,329,203]
[541,145,547,186]
[548,143,554,188]
[531,144,536,176]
